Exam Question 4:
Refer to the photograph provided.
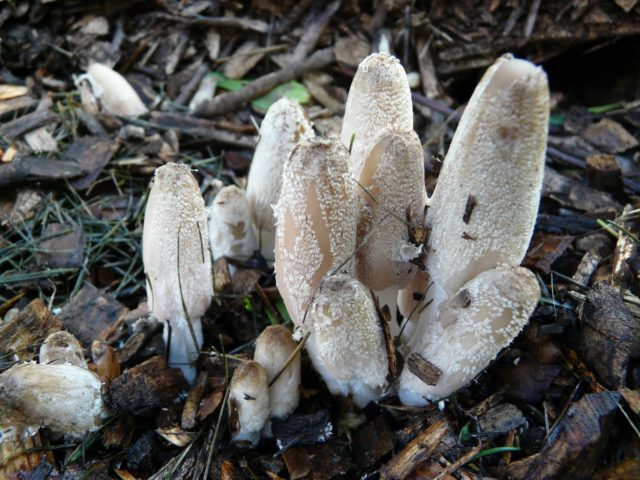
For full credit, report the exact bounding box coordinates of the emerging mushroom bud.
[306,275,389,407]
[228,360,269,446]
[274,138,358,328]
[399,266,540,406]
[355,130,427,333]
[82,63,148,117]
[143,163,213,383]
[425,55,549,297]
[246,98,314,260]
[341,53,413,177]
[253,325,300,419]
[39,331,86,367]
[208,185,258,268]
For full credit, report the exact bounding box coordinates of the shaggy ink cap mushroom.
[208,185,258,267]
[83,63,148,117]
[399,266,540,406]
[306,274,389,407]
[228,360,270,446]
[274,137,357,329]
[246,98,314,260]
[253,325,301,419]
[340,53,413,177]
[142,163,213,384]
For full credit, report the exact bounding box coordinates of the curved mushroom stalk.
[424,55,549,298]
[143,164,213,384]
[253,325,301,419]
[306,275,389,407]
[274,138,357,329]
[399,266,540,406]
[340,53,413,177]
[229,361,269,446]
[355,130,427,335]
[208,185,258,275]
[247,98,314,261]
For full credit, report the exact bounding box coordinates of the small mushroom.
[228,360,269,446]
[39,331,86,367]
[81,63,148,117]
[142,163,213,383]
[246,98,314,260]
[274,138,357,329]
[306,274,389,407]
[341,53,413,177]
[253,325,301,419]
[208,185,258,270]
[398,266,540,406]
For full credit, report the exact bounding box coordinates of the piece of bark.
[283,441,352,480]
[272,410,333,452]
[0,189,43,226]
[407,352,442,386]
[35,222,85,269]
[582,118,638,154]
[334,36,370,69]
[579,283,640,389]
[283,447,311,480]
[117,319,163,365]
[586,153,623,192]
[619,387,640,415]
[0,110,60,139]
[106,356,188,415]
[380,418,450,480]
[572,249,602,287]
[181,371,208,430]
[223,40,265,79]
[290,0,340,65]
[24,127,58,153]
[0,299,61,365]
[59,283,127,347]
[0,96,37,118]
[536,213,601,235]
[594,459,640,480]
[542,167,622,214]
[611,205,637,290]
[67,137,117,190]
[195,47,334,117]
[0,156,89,187]
[352,416,394,468]
[498,356,561,403]
[477,403,526,439]
[523,233,573,274]
[522,392,621,479]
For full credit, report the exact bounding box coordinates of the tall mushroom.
[143,163,213,383]
[399,55,549,405]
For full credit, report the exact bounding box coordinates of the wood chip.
[181,371,208,430]
[223,40,265,79]
[24,127,58,153]
[352,416,394,468]
[407,352,442,386]
[0,85,28,101]
[477,403,526,438]
[582,118,639,154]
[35,222,85,269]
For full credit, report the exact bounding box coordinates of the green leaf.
[458,421,471,442]
[251,80,310,113]
[470,446,520,461]
[209,71,249,92]
[587,102,624,114]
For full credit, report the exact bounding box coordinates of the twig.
[268,331,310,387]
[289,0,341,64]
[195,47,335,117]
[152,12,269,33]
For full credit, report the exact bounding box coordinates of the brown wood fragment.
[523,233,573,274]
[0,96,37,118]
[231,268,262,296]
[0,156,89,187]
[67,137,117,190]
[522,392,621,479]
[106,356,188,415]
[0,110,60,139]
[543,167,622,214]
[0,299,61,364]
[498,356,561,403]
[462,194,476,224]
[91,340,121,381]
[586,153,623,192]
[582,118,638,154]
[195,47,335,117]
[290,0,340,65]
[477,403,526,438]
[461,232,476,240]
[611,205,637,290]
[380,418,450,480]
[283,447,311,480]
[619,387,640,415]
[181,371,208,430]
[197,389,224,421]
[35,222,85,269]
[213,257,232,294]
[117,319,163,364]
[352,416,394,468]
[407,353,442,386]
[579,283,640,389]
[372,292,398,380]
[572,249,602,287]
[594,458,640,480]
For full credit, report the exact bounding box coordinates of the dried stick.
[195,47,335,117]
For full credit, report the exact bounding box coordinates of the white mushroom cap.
[229,360,270,446]
[340,53,413,177]
[39,331,86,367]
[355,129,427,291]
[0,363,107,439]
[142,163,213,383]
[84,63,148,117]
[208,185,258,265]
[305,274,389,407]
[425,55,549,297]
[399,266,540,406]
[253,325,301,419]
[274,138,357,329]
[246,98,314,260]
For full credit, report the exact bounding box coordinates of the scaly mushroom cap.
[142,163,213,383]
[39,331,86,367]
[247,98,314,259]
[355,129,427,291]
[399,266,540,406]
[253,325,301,419]
[208,185,258,263]
[0,363,107,439]
[305,274,389,407]
[341,53,413,177]
[229,360,269,446]
[274,138,357,328]
[425,55,549,297]
[86,63,148,117]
